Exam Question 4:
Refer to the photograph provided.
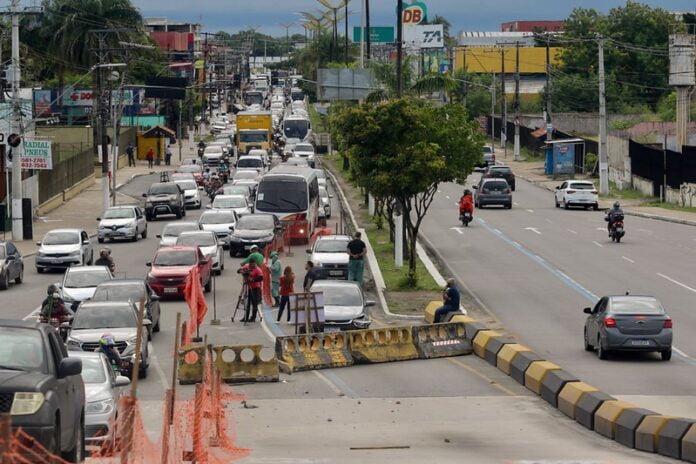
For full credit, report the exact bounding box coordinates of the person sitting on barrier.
[434,278,460,323]
[269,251,282,307]
[303,261,318,293]
[241,244,264,266]
[277,265,295,322]
[238,261,264,322]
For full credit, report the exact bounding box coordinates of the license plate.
[329,270,343,276]
[324,325,341,332]
[244,245,252,250]
[164,287,178,294]
[631,340,650,346]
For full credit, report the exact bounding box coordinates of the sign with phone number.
[21,140,53,170]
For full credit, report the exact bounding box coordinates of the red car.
[176,165,205,186]
[146,246,212,298]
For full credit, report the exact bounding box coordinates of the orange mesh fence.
[309,225,334,247]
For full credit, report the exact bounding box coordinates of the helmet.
[47,284,58,295]
[464,189,471,196]
[99,333,115,346]
[613,201,621,209]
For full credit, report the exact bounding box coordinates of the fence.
[629,140,696,198]
[38,143,94,204]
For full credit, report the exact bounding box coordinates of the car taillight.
[604,317,617,328]
[505,188,511,194]
[567,189,576,194]
[663,318,673,329]
[591,190,598,194]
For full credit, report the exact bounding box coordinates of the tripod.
[232,278,263,324]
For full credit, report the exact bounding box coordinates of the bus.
[282,114,312,143]
[254,166,319,243]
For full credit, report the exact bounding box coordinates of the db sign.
[402,2,427,25]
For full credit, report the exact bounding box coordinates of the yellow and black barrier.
[412,322,472,359]
[349,326,419,364]
[275,332,353,372]
[211,344,279,383]
[614,408,658,450]
[177,344,207,385]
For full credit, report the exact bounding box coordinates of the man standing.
[303,261,318,292]
[347,231,367,285]
[241,245,264,266]
[146,147,154,169]
[434,278,460,323]
[126,143,135,167]
[165,145,172,166]
[269,251,282,307]
[239,261,264,322]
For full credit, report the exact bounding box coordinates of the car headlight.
[147,273,156,281]
[229,235,242,242]
[353,318,371,329]
[61,293,74,303]
[66,338,81,350]
[125,336,138,345]
[69,250,81,257]
[145,201,153,207]
[11,392,45,415]
[86,398,114,415]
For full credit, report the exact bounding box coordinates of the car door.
[146,282,161,327]
[47,331,76,448]
[5,242,20,280]
[557,182,567,203]
[588,298,607,342]
[135,208,145,234]
[80,230,92,262]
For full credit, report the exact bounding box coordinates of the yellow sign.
[454,47,563,74]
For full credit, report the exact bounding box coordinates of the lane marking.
[545,218,552,224]
[23,305,41,321]
[493,228,502,235]
[621,256,635,263]
[567,229,577,235]
[526,209,534,213]
[596,227,605,232]
[658,273,696,294]
[513,202,519,206]
[524,227,541,235]
[445,195,450,199]
[446,358,517,396]
[149,349,170,391]
[592,241,604,248]
[450,227,464,235]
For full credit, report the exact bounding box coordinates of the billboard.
[402,2,427,25]
[61,89,136,107]
[34,90,52,117]
[454,47,563,74]
[553,143,575,175]
[352,26,395,43]
[317,69,375,101]
[403,24,444,49]
[22,140,52,170]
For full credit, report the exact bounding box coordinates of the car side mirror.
[556,186,561,190]
[329,194,334,199]
[146,262,152,267]
[114,375,130,387]
[199,186,204,190]
[583,307,592,314]
[306,249,311,254]
[143,319,152,326]
[36,241,42,246]
[60,321,71,329]
[472,186,478,189]
[96,217,101,221]
[156,234,162,238]
[142,193,147,198]
[82,240,90,245]
[365,300,376,307]
[151,294,160,301]
[58,358,82,378]
[206,205,212,209]
[200,259,209,265]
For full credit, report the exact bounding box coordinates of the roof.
[78,301,135,309]
[316,235,351,241]
[545,138,585,144]
[44,228,83,234]
[65,265,111,273]
[156,245,199,252]
[142,125,176,138]
[97,279,146,286]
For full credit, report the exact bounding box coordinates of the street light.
[279,22,295,58]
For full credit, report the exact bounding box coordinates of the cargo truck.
[236,111,272,155]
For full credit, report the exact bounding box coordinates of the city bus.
[254,166,319,243]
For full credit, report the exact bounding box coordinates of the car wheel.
[37,267,44,274]
[563,200,569,210]
[139,364,148,379]
[63,415,85,462]
[15,266,23,284]
[141,227,148,239]
[661,349,672,361]
[0,273,8,290]
[616,235,621,243]
[49,416,61,456]
[597,337,608,360]
[87,252,93,266]
[505,203,512,209]
[145,213,153,221]
[98,237,104,243]
[182,206,186,217]
[554,197,559,208]
[153,317,160,333]
[584,329,593,351]
[593,204,599,211]
[175,208,182,219]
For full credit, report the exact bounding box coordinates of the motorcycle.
[609,214,625,243]
[459,210,473,227]
[41,316,71,342]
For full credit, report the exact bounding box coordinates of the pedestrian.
[347,231,367,285]
[269,251,282,307]
[241,245,264,266]
[146,147,154,169]
[433,278,461,323]
[126,143,135,167]
[165,145,172,166]
[277,265,295,322]
[303,260,318,292]
[238,261,264,322]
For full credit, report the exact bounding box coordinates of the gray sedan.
[583,295,673,361]
[473,178,512,209]
[310,280,374,331]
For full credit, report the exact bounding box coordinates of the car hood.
[0,370,50,391]
[204,152,224,158]
[39,244,81,254]
[233,229,274,240]
[199,245,217,257]
[147,194,177,202]
[70,328,137,342]
[99,218,136,228]
[324,304,364,321]
[183,189,199,197]
[312,253,349,265]
[159,237,178,247]
[151,265,195,277]
[85,383,112,403]
[62,286,97,301]
[201,224,233,234]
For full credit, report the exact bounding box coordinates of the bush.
[610,119,635,130]
[585,152,598,174]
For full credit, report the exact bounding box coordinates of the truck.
[236,111,273,155]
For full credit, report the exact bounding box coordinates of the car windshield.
[176,181,197,191]
[569,183,595,190]
[240,132,267,143]
[317,285,362,307]
[177,233,216,247]
[0,328,46,372]
[284,119,309,139]
[149,184,179,195]
[214,196,246,208]
[103,208,135,219]
[319,188,329,200]
[234,171,258,180]
[223,187,248,196]
[610,297,664,315]
[256,178,308,212]
[178,165,202,173]
[64,269,111,288]
[315,240,349,253]
[72,306,136,329]
[92,283,144,302]
[237,158,262,168]
[0,247,5,259]
[78,357,106,384]
[205,147,223,154]
[43,231,79,245]
[200,212,235,225]
[237,215,274,231]
[154,250,196,266]
[490,167,511,174]
[482,181,508,190]
[295,144,313,153]
[483,147,493,154]
[163,224,199,237]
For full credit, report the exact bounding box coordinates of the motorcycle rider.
[605,201,624,236]
[459,189,475,219]
[98,333,124,373]
[40,284,74,323]
[95,247,115,274]
[197,140,206,158]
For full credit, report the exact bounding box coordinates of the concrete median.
[658,418,696,460]
[615,408,658,449]
[177,344,207,385]
[575,391,615,430]
[349,327,419,364]
[496,343,531,375]
[557,382,598,419]
[211,344,279,383]
[681,423,696,463]
[594,400,637,439]
[472,330,501,358]
[275,332,353,372]
[540,371,579,408]
[424,301,440,324]
[635,415,676,453]
[411,322,472,359]
[524,361,560,395]
[464,321,490,341]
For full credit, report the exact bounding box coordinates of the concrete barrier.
[275,332,353,372]
[424,301,440,324]
[524,361,560,395]
[681,424,696,463]
[635,415,675,453]
[463,321,490,341]
[557,382,598,419]
[483,335,515,366]
[450,314,477,325]
[658,418,696,459]
[472,330,501,358]
[575,391,615,430]
[211,344,279,383]
[177,344,207,385]
[349,327,419,364]
[594,400,636,439]
[615,408,658,449]
[411,322,472,359]
[496,343,531,375]
[540,371,579,408]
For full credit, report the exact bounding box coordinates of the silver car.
[174,179,202,209]
[36,228,94,272]
[176,230,225,274]
[97,206,147,243]
[310,280,374,331]
[473,178,512,209]
[199,210,238,249]
[319,187,332,219]
[157,222,201,247]
[308,235,350,279]
[293,143,316,168]
[59,266,114,310]
[211,194,252,216]
[69,351,129,446]
[583,295,673,361]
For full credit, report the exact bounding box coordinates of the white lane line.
[513,202,519,206]
[445,195,450,199]
[545,218,552,224]
[23,305,41,321]
[674,347,691,358]
[567,229,577,235]
[524,227,541,235]
[512,241,520,247]
[312,371,344,396]
[493,228,502,235]
[450,227,464,235]
[622,256,635,263]
[658,273,696,294]
[592,241,604,248]
[526,209,534,213]
[437,189,441,193]
[596,227,605,231]
[453,201,459,206]
[149,349,170,391]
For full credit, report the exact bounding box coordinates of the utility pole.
[545,33,551,123]
[598,35,608,195]
[396,0,403,97]
[9,0,22,240]
[513,41,520,161]
[365,0,371,61]
[500,46,507,157]
[359,0,365,67]
[93,32,111,213]
[490,73,496,144]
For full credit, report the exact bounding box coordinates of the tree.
[334,98,482,281]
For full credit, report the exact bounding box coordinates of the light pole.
[279,23,295,59]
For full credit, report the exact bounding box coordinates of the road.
[421,170,696,415]
[1,167,679,462]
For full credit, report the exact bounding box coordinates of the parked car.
[319,187,332,219]
[211,194,252,216]
[143,182,186,221]
[176,165,204,186]
[0,320,85,460]
[68,351,129,448]
[174,179,202,210]
[157,222,201,248]
[314,169,327,188]
[199,210,238,249]
[66,301,150,378]
[146,246,212,298]
[484,165,516,191]
[555,180,599,210]
[176,230,224,274]
[309,280,373,331]
[583,295,673,361]
[476,145,495,169]
[97,206,148,243]
[59,266,113,311]
[0,240,23,290]
[36,228,94,273]
[293,143,316,168]
[307,235,350,279]
[91,279,161,337]
[228,213,282,257]
[473,178,512,209]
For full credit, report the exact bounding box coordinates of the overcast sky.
[133,0,696,36]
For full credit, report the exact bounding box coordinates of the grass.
[602,181,655,201]
[644,201,696,214]
[308,104,327,134]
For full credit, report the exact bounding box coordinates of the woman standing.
[269,251,282,307]
[277,266,295,322]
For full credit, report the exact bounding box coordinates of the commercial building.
[501,20,565,33]
[144,18,202,79]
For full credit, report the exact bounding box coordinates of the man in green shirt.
[241,245,264,266]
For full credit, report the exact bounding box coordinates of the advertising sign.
[34,90,52,116]
[21,140,52,170]
[403,24,444,49]
[553,143,575,175]
[62,89,134,107]
[352,26,395,43]
[401,1,427,25]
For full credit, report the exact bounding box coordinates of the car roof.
[65,265,111,273]
[0,319,46,330]
[215,194,245,200]
[178,230,215,237]
[78,301,135,309]
[45,228,83,234]
[97,279,145,286]
[68,350,105,360]
[157,245,199,253]
[481,178,509,184]
[568,180,594,185]
[311,280,361,289]
[106,205,137,209]
[164,221,199,229]
[240,155,263,160]
[607,295,658,301]
[316,235,351,241]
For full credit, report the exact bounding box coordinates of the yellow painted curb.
[557,382,598,419]
[496,343,531,375]
[524,361,560,395]
[472,330,502,358]
[594,400,636,439]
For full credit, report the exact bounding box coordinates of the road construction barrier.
[658,418,696,459]
[540,370,579,408]
[557,382,598,420]
[575,391,615,430]
[463,321,489,341]
[482,334,515,366]
[212,344,279,383]
[681,424,696,462]
[524,361,560,395]
[275,332,353,372]
[508,350,543,385]
[495,343,531,376]
[472,330,501,358]
[349,327,419,364]
[424,301,440,324]
[178,344,207,385]
[615,408,658,449]
[594,400,637,439]
[635,415,676,453]
[411,322,472,359]
[450,314,477,325]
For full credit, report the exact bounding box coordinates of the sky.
[133,0,696,37]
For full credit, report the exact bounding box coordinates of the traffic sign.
[353,26,395,44]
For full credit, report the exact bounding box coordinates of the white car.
[554,180,599,210]
[203,145,225,165]
[97,206,147,243]
[211,194,252,216]
[174,179,202,209]
[236,155,265,173]
[157,222,201,247]
[293,143,316,168]
[319,186,332,219]
[60,265,114,309]
[199,210,238,249]
[313,169,327,188]
[233,169,260,184]
[36,228,94,272]
[176,230,224,274]
[248,149,270,166]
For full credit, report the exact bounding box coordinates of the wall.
[631,175,655,197]
[667,183,696,208]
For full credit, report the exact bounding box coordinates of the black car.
[90,279,161,338]
[142,182,186,221]
[484,165,516,191]
[0,241,24,290]
[228,213,282,257]
[0,320,85,461]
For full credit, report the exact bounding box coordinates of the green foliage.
[657,92,676,122]
[609,119,635,130]
[584,152,598,173]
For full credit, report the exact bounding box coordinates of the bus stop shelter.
[544,138,586,176]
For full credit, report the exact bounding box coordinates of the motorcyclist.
[197,140,206,158]
[202,167,212,182]
[95,247,115,274]
[605,201,624,236]
[40,284,74,323]
[459,189,474,217]
[97,333,124,374]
